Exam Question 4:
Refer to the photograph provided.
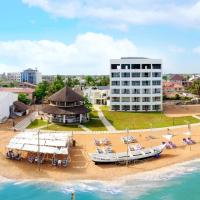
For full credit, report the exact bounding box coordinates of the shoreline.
[0,158,200,186]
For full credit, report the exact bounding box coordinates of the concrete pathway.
[93,105,116,132]
[79,124,92,132]
[193,115,200,120]
[14,112,38,131]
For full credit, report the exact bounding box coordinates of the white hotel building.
[110,57,162,112]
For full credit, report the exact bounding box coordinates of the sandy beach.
[1,125,200,182]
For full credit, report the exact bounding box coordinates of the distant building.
[19,82,36,89]
[0,92,18,123]
[21,68,42,84]
[110,57,162,112]
[0,73,6,80]
[163,81,184,97]
[84,86,110,105]
[170,74,184,85]
[42,86,89,124]
[7,72,21,82]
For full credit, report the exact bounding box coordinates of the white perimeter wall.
[0,92,18,122]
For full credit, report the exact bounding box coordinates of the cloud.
[22,0,200,28]
[0,32,138,75]
[193,46,200,54]
[168,45,185,53]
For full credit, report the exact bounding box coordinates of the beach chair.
[168,141,176,148]
[188,138,196,144]
[102,138,110,145]
[186,138,193,145]
[94,138,101,146]
[183,138,189,145]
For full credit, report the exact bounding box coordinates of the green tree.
[35,81,49,103]
[96,76,110,86]
[48,75,64,95]
[18,93,31,105]
[189,80,200,97]
[84,96,92,111]
[65,77,74,87]
[85,76,96,86]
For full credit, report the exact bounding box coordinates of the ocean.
[1,159,200,200]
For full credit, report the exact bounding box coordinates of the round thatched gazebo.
[42,87,89,124]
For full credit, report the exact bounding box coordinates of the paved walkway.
[14,112,38,131]
[79,124,92,132]
[93,105,116,132]
[193,115,200,120]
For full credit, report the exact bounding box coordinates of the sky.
[0,0,200,75]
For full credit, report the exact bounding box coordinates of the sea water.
[1,159,200,200]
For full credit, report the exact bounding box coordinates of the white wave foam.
[1,159,200,199]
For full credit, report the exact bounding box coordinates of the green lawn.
[84,119,107,131]
[41,123,83,131]
[27,119,48,129]
[89,110,99,118]
[101,106,200,130]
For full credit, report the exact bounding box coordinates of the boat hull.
[90,145,165,165]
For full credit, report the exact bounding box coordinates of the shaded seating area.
[6,131,73,167]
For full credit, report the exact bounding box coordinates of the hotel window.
[132,105,140,111]
[111,97,120,102]
[142,97,151,102]
[142,105,151,111]
[122,105,130,111]
[152,64,161,69]
[122,81,130,86]
[121,89,130,94]
[152,72,161,77]
[111,89,120,94]
[152,80,161,86]
[142,81,151,86]
[131,64,140,69]
[111,81,120,86]
[132,89,140,94]
[111,64,120,70]
[132,97,140,102]
[111,72,120,78]
[132,72,140,77]
[143,89,151,94]
[142,64,151,69]
[152,105,161,110]
[153,88,161,94]
[122,97,130,102]
[121,72,130,78]
[121,64,130,70]
[112,105,120,110]
[153,97,161,102]
[132,81,140,86]
[142,72,151,77]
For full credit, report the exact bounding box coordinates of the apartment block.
[110,57,162,112]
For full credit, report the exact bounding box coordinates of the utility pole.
[126,128,129,167]
[37,130,40,171]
